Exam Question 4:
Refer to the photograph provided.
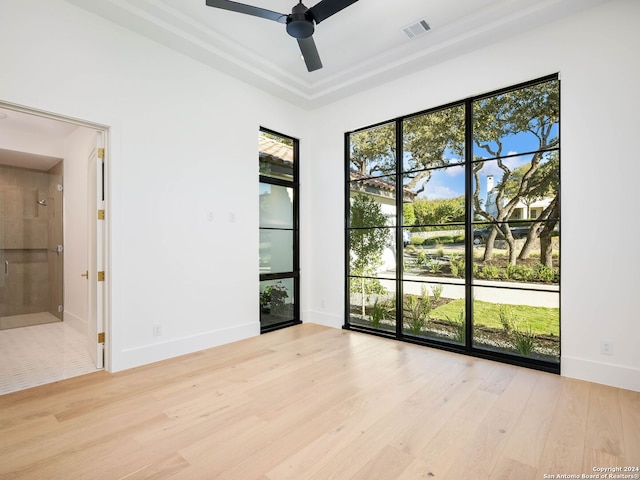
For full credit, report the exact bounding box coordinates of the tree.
[402,106,465,194]
[349,194,391,316]
[411,197,465,229]
[349,123,396,176]
[472,80,559,264]
[403,203,416,227]
[508,153,559,262]
[348,79,559,267]
[349,106,465,195]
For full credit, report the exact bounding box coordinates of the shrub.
[260,282,288,315]
[498,305,536,355]
[498,305,515,334]
[431,284,443,302]
[449,256,465,278]
[422,234,465,246]
[479,264,501,280]
[411,237,425,246]
[513,325,536,356]
[505,264,535,281]
[426,259,442,274]
[370,298,385,328]
[404,287,432,335]
[534,263,558,283]
[446,309,465,343]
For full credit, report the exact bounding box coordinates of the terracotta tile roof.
[259,136,293,163]
[350,169,417,198]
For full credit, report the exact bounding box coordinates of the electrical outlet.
[153,323,162,337]
[600,340,613,356]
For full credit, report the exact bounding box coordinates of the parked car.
[473,225,537,245]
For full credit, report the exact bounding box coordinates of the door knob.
[81,271,89,279]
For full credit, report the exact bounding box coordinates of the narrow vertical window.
[259,129,300,332]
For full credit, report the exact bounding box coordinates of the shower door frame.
[0,163,64,323]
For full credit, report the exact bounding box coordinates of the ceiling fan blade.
[205,0,287,23]
[297,37,323,72]
[308,0,358,24]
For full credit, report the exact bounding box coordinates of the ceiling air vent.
[402,19,430,39]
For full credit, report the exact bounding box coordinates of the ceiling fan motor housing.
[286,3,315,39]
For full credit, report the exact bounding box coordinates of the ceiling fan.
[205,0,359,72]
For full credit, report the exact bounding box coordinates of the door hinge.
[98,209,105,220]
[97,271,105,282]
[57,184,63,192]
[58,305,64,312]
[98,332,105,343]
[97,147,105,159]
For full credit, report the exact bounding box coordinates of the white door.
[87,132,105,369]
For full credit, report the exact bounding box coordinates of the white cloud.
[421,184,461,200]
[444,164,465,177]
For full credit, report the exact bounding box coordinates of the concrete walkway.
[379,272,559,308]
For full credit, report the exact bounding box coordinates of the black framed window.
[259,128,300,333]
[345,75,560,373]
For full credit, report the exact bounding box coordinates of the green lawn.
[432,299,559,337]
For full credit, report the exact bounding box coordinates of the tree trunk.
[503,231,517,265]
[518,221,544,260]
[540,234,554,268]
[540,198,559,266]
[517,232,536,260]
[482,228,499,261]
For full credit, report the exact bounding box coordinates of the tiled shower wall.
[0,162,63,320]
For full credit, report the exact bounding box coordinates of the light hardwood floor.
[0,323,638,479]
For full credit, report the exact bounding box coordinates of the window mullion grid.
[343,75,559,374]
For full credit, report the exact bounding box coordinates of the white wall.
[306,0,640,391]
[0,0,308,372]
[0,121,65,159]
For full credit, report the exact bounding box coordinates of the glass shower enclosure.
[0,162,64,330]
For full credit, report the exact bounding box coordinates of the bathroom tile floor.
[0,318,98,395]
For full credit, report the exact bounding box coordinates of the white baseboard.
[562,356,640,392]
[111,321,259,372]
[63,311,87,334]
[303,310,343,329]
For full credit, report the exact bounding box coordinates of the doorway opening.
[0,102,109,393]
